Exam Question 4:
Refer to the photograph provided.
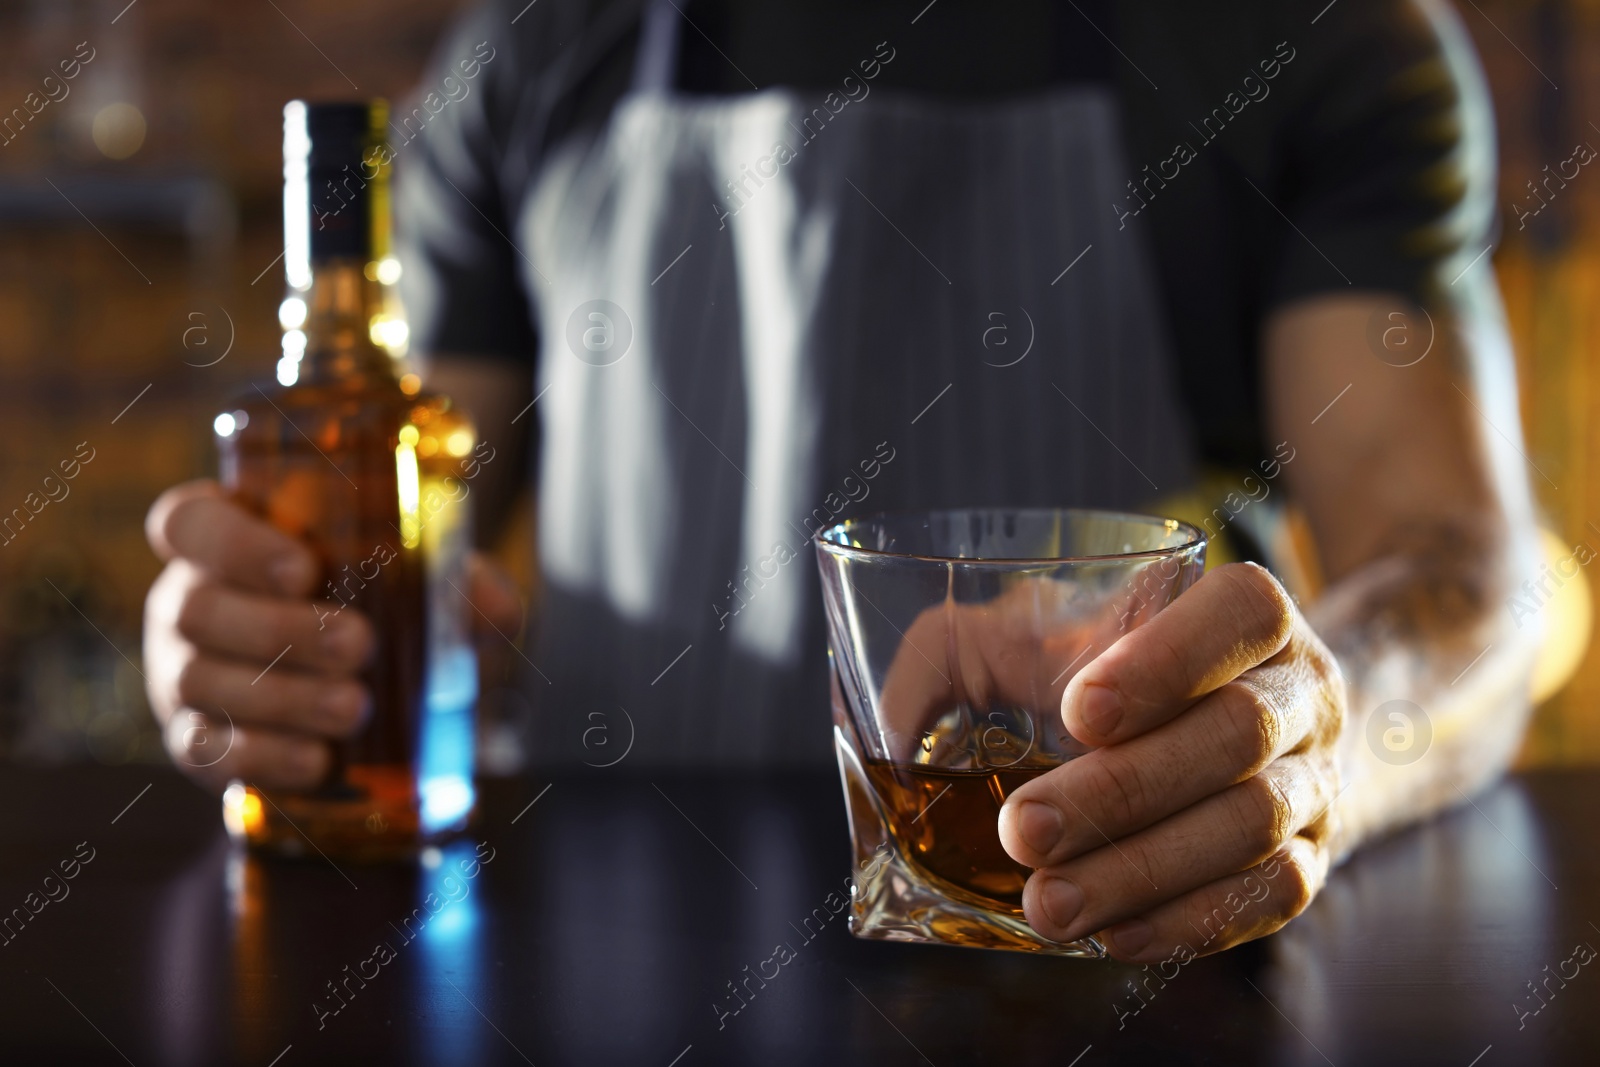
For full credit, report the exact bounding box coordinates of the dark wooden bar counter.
[0,764,1595,1065]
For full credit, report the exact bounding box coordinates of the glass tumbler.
[816,509,1206,956]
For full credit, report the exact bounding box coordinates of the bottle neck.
[300,257,393,382]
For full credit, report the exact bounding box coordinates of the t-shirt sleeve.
[1272,0,1498,309]
[394,4,538,363]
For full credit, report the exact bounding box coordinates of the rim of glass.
[814,508,1206,565]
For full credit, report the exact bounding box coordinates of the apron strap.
[630,0,684,95]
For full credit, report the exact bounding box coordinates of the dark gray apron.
[516,1,1197,767]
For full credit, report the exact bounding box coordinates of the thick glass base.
[223,766,472,864]
[837,729,1106,958]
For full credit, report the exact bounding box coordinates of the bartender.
[142,0,1542,963]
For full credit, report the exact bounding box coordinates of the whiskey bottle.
[214,100,479,860]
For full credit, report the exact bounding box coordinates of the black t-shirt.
[392,0,1497,766]
[399,0,1496,468]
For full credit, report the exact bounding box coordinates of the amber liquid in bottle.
[216,101,478,861]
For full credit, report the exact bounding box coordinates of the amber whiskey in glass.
[817,510,1207,955]
[215,101,478,861]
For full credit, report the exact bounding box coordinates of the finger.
[169,652,370,737]
[877,611,1060,763]
[878,605,964,759]
[1015,754,1335,945]
[467,552,524,637]
[1062,562,1295,745]
[878,581,1118,760]
[169,564,374,673]
[1096,835,1330,964]
[163,711,331,793]
[147,480,318,597]
[1000,639,1335,866]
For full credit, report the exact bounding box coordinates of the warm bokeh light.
[277,297,307,329]
[276,330,306,385]
[370,315,410,351]
[221,782,264,837]
[396,425,422,549]
[1530,527,1594,704]
[91,102,147,160]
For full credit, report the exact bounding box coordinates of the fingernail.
[322,622,367,664]
[1038,877,1083,930]
[1109,919,1153,957]
[1079,683,1122,737]
[1015,801,1065,858]
[271,555,312,595]
[320,687,369,732]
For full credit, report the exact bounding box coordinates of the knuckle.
[1086,752,1154,828]
[165,709,207,760]
[143,561,189,634]
[145,487,188,554]
[1218,680,1282,768]
[160,709,189,758]
[163,707,220,780]
[170,650,211,710]
[146,481,215,557]
[172,581,217,644]
[1304,629,1340,677]
[1305,637,1349,723]
[1297,627,1344,690]
[1267,850,1317,918]
[1235,775,1294,858]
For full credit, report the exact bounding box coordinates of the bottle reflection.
[403,840,488,1065]
[220,836,491,1061]
[225,842,279,1060]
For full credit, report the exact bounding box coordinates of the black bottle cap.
[285,100,387,261]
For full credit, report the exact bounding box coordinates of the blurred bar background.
[0,0,478,769]
[0,0,1594,770]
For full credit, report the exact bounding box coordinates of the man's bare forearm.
[1263,292,1545,866]
[1307,516,1542,863]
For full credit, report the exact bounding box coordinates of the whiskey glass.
[816,509,1206,956]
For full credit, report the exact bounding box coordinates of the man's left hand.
[998,561,1347,961]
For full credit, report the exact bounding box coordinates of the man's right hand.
[143,480,376,794]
